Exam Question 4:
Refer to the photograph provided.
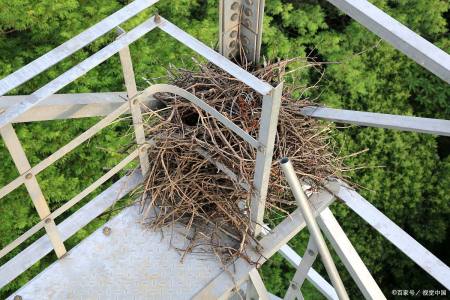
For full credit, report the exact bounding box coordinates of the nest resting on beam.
[138,58,350,266]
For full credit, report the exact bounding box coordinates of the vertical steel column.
[251,82,283,236]
[284,237,319,300]
[219,0,240,58]
[219,0,265,63]
[247,83,282,297]
[280,158,349,300]
[117,28,150,175]
[0,124,66,258]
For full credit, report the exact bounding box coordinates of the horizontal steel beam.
[333,181,450,290]
[0,171,143,289]
[301,106,450,136]
[0,103,130,200]
[0,16,159,129]
[0,92,127,122]
[326,0,450,83]
[0,0,159,96]
[158,17,273,95]
[6,95,449,139]
[0,92,160,122]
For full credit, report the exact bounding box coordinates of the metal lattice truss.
[0,0,449,299]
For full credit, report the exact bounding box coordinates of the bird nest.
[138,58,349,265]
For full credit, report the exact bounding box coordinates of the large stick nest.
[138,58,349,265]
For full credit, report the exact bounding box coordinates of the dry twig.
[138,58,351,265]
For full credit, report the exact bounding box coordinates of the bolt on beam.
[219,0,265,63]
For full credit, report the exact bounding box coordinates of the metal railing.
[192,152,449,299]
[0,1,282,291]
[326,0,450,84]
[0,0,159,287]
[0,0,449,299]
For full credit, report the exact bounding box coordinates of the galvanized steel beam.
[246,269,270,300]
[276,244,338,300]
[0,92,162,122]
[219,0,265,63]
[193,183,337,299]
[158,17,272,95]
[334,181,450,290]
[0,147,145,260]
[0,124,67,258]
[117,33,150,175]
[284,237,318,300]
[0,171,143,289]
[318,208,386,300]
[0,103,129,200]
[0,0,159,96]
[0,16,159,129]
[326,0,450,83]
[251,83,283,235]
[280,158,349,300]
[301,106,450,136]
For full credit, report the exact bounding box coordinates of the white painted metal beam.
[325,0,450,83]
[0,124,67,258]
[0,171,143,289]
[0,16,159,129]
[0,92,161,122]
[118,41,150,175]
[277,244,338,300]
[284,238,318,300]
[158,17,273,95]
[4,95,449,139]
[333,182,450,290]
[0,92,127,122]
[301,106,450,136]
[193,183,337,299]
[252,83,283,235]
[247,269,270,300]
[0,147,144,260]
[0,103,129,201]
[318,208,386,300]
[0,0,159,96]
[280,159,348,300]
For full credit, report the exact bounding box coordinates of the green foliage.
[0,0,449,298]
[259,0,450,297]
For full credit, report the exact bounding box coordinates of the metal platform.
[1,0,450,299]
[8,205,225,300]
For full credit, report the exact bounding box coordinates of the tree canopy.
[0,0,449,298]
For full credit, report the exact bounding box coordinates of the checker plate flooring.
[8,206,225,300]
